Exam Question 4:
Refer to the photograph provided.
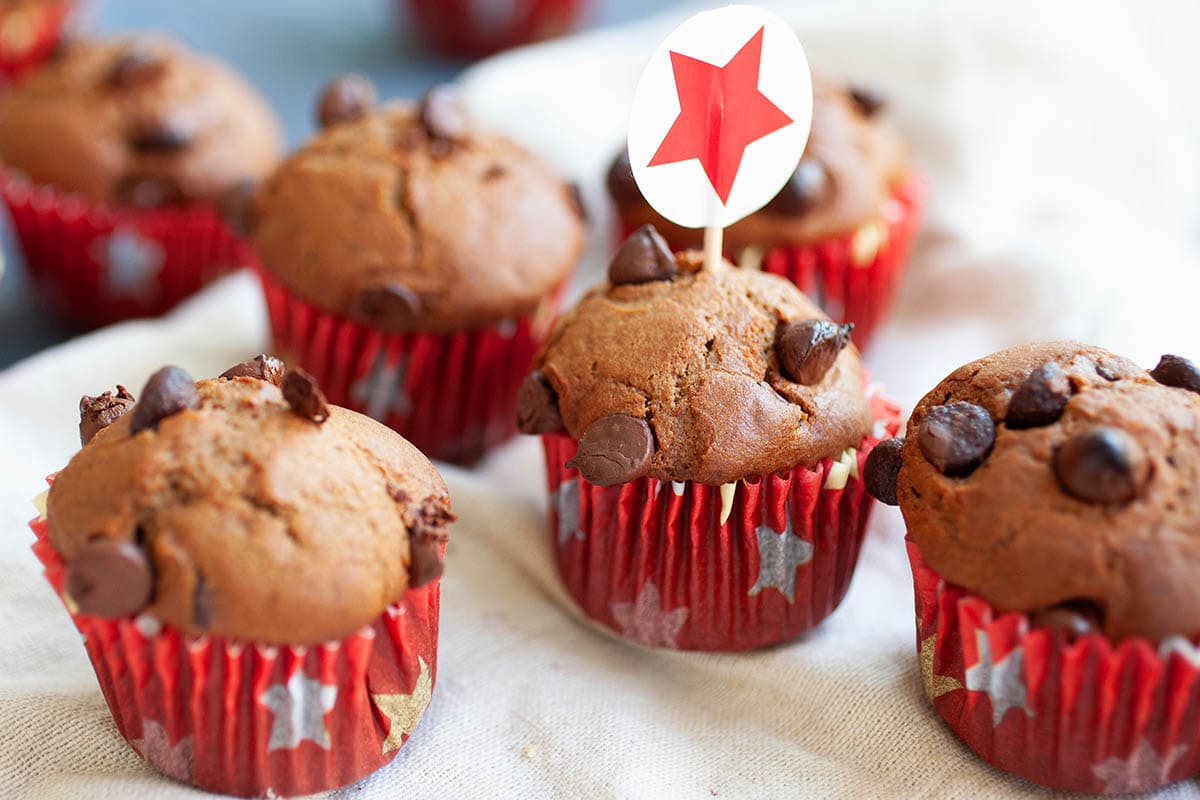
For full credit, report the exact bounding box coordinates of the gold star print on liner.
[371,656,433,754]
[919,627,962,702]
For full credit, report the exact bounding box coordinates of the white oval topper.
[628,5,812,230]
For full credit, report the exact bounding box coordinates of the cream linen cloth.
[3,1,1200,797]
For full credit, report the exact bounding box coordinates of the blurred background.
[0,0,676,367]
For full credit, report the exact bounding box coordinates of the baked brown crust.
[252,100,586,333]
[46,373,452,645]
[609,74,910,250]
[899,341,1200,642]
[0,35,281,206]
[535,252,873,484]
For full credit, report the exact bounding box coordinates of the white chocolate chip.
[824,460,851,490]
[719,482,737,525]
[851,221,887,266]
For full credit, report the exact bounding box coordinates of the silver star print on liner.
[747,503,813,603]
[963,628,1033,726]
[91,228,164,301]
[259,671,338,751]
[1090,739,1187,794]
[351,351,413,422]
[555,478,584,545]
[132,719,194,783]
[610,580,688,648]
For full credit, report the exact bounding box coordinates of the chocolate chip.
[566,182,588,221]
[130,366,201,435]
[566,414,654,486]
[1030,600,1103,640]
[217,179,257,238]
[1006,362,1072,429]
[765,158,831,216]
[79,385,136,445]
[65,539,154,618]
[349,282,424,328]
[516,370,564,434]
[1054,426,1149,504]
[418,85,469,144]
[220,354,286,385]
[776,319,854,386]
[849,85,886,117]
[316,74,376,128]
[408,526,449,588]
[130,119,193,153]
[107,48,165,89]
[863,437,904,506]
[282,368,330,424]
[608,225,677,286]
[918,402,996,477]
[112,175,185,209]
[605,149,642,204]
[1150,354,1200,395]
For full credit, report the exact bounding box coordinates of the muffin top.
[608,74,909,251]
[517,226,874,485]
[46,356,454,645]
[865,341,1200,643]
[0,35,281,208]
[251,78,586,334]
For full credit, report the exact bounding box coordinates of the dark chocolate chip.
[482,163,507,181]
[1030,600,1103,640]
[130,119,193,153]
[112,175,186,209]
[863,437,904,506]
[917,402,996,477]
[349,282,424,328]
[65,539,154,618]
[605,149,643,204]
[849,85,886,117]
[418,85,469,143]
[79,385,136,445]
[776,318,854,386]
[1006,362,1072,429]
[192,572,213,630]
[282,368,330,424]
[220,354,286,385]
[216,179,257,238]
[1150,354,1200,395]
[107,48,165,89]
[566,414,654,486]
[130,366,200,435]
[566,182,588,221]
[1054,426,1149,504]
[608,224,677,285]
[516,370,564,434]
[765,158,831,216]
[316,74,376,128]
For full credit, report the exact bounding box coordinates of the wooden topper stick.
[703,225,724,271]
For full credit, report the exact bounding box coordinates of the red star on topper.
[648,27,794,205]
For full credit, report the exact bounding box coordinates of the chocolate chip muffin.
[0,34,280,208]
[47,355,453,644]
[866,341,1200,642]
[516,226,897,651]
[253,78,585,334]
[608,73,922,347]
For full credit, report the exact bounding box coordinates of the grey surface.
[0,0,674,369]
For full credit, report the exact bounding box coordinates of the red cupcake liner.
[0,170,254,329]
[0,0,71,80]
[257,267,557,465]
[401,0,588,59]
[30,480,440,798]
[541,390,900,652]
[620,173,926,349]
[909,536,1200,794]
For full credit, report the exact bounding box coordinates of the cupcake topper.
[627,5,813,269]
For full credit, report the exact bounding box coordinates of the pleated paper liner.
[909,535,1200,794]
[541,390,900,652]
[618,173,926,349]
[257,267,558,465]
[0,0,71,80]
[0,170,253,329]
[401,0,587,58]
[30,481,440,798]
